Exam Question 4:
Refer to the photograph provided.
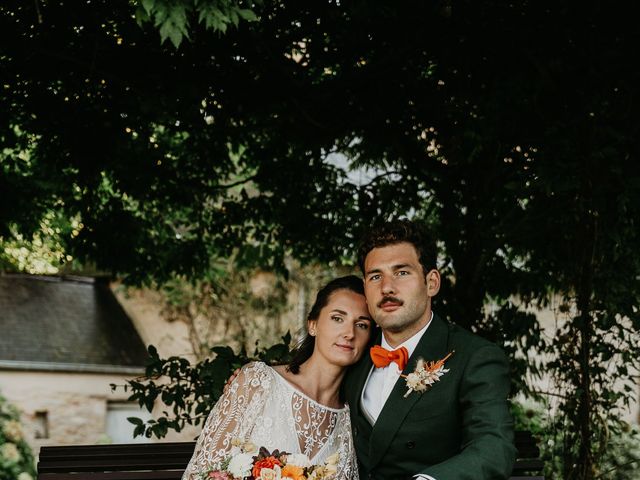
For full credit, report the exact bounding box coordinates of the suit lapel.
[368,314,451,466]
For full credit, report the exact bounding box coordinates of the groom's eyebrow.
[365,263,414,275]
[393,263,413,270]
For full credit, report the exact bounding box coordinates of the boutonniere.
[401,351,455,398]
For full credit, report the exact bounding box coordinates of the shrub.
[0,392,36,480]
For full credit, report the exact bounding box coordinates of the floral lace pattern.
[182,362,358,480]
[290,389,338,458]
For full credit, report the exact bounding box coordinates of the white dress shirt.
[361,312,436,480]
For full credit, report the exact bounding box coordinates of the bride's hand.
[223,368,241,393]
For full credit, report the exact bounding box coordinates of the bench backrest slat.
[39,442,196,456]
[38,431,544,479]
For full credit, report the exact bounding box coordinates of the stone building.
[0,269,306,454]
[0,274,158,452]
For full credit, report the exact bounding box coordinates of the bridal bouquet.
[201,439,340,480]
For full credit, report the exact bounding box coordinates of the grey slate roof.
[0,274,149,373]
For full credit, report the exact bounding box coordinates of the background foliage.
[155,261,337,358]
[0,392,37,480]
[115,336,291,439]
[2,1,640,478]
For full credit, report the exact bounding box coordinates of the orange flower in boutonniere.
[401,351,455,398]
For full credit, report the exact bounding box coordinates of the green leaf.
[229,9,240,27]
[140,0,155,15]
[237,8,258,21]
[135,6,151,26]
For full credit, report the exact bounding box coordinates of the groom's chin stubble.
[376,317,406,334]
[377,313,423,334]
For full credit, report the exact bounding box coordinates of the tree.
[2,2,640,477]
[132,0,259,48]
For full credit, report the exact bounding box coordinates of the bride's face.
[308,289,372,368]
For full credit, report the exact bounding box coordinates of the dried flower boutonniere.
[401,351,455,398]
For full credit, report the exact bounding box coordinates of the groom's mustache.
[378,296,403,308]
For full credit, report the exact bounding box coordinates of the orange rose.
[252,456,283,479]
[281,464,306,480]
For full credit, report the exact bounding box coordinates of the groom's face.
[363,242,439,341]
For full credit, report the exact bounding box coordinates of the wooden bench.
[38,430,544,479]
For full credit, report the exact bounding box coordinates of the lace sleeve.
[334,408,360,480]
[182,362,272,480]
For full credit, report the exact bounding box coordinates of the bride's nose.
[342,324,355,340]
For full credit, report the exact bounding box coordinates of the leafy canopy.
[2,2,640,477]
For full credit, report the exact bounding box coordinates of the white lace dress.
[182,361,358,480]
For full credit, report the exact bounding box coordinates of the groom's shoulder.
[443,317,506,356]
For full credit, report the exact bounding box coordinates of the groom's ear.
[426,269,440,297]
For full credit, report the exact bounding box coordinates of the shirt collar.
[380,311,434,357]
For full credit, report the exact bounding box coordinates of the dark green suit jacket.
[344,314,516,480]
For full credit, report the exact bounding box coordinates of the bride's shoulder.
[233,361,276,388]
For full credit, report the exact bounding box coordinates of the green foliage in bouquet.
[113,333,292,439]
[0,392,37,480]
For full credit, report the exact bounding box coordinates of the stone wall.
[0,369,203,455]
[113,285,197,362]
[0,371,129,452]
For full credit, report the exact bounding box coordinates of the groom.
[344,220,516,479]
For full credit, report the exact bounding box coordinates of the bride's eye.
[331,315,343,323]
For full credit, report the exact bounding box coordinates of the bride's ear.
[307,319,318,337]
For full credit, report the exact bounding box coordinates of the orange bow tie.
[370,345,409,371]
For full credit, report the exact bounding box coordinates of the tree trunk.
[568,212,598,480]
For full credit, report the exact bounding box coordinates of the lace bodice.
[182,362,358,479]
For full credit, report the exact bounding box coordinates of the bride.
[182,275,372,480]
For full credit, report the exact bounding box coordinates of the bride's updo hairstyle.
[287,275,366,374]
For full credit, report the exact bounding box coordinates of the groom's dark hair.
[357,219,437,277]
[287,275,367,375]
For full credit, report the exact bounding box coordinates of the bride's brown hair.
[287,275,366,374]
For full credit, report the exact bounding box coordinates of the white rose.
[259,465,282,480]
[18,473,33,480]
[324,452,340,466]
[325,463,338,476]
[285,453,311,468]
[227,452,254,479]
[0,442,21,463]
[242,441,257,453]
